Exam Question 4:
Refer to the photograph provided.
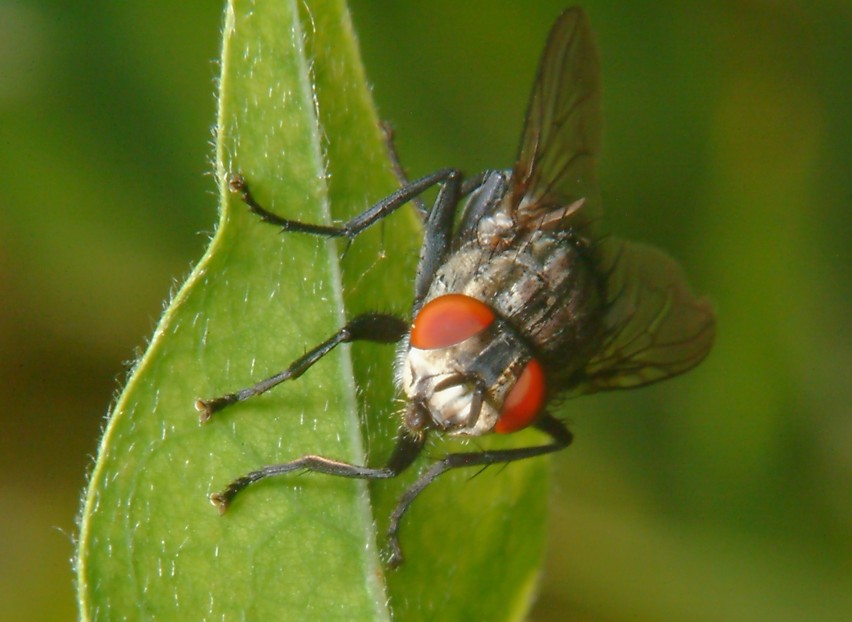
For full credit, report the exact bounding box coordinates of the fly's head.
[402,342,499,436]
[398,294,546,437]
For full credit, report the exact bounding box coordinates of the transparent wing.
[511,8,602,233]
[577,239,716,392]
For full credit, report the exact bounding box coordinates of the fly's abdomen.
[521,239,604,366]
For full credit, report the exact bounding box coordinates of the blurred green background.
[1,1,850,620]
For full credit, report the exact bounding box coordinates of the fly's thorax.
[427,229,605,371]
[397,294,546,436]
[476,210,516,251]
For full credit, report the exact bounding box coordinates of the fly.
[197,7,716,567]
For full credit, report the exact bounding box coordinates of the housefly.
[197,7,716,566]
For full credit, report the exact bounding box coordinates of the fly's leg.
[380,121,427,218]
[410,169,490,306]
[229,168,457,241]
[410,168,471,304]
[230,167,487,306]
[196,313,407,422]
[379,122,487,223]
[210,428,426,512]
[385,413,573,567]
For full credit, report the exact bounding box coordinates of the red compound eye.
[495,358,545,434]
[410,294,495,350]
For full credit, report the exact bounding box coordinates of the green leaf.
[76,1,552,620]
